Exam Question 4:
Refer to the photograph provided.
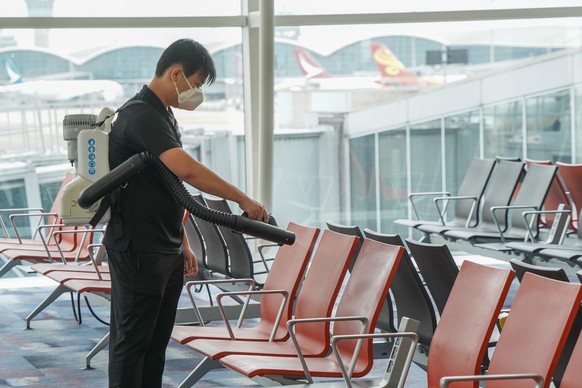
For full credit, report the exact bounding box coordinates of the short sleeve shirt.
[103,85,184,253]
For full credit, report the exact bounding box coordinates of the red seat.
[440,271,582,388]
[175,228,360,386]
[213,240,405,384]
[0,172,75,251]
[171,222,320,343]
[526,159,575,231]
[556,161,582,231]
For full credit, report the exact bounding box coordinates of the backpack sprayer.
[59,107,295,246]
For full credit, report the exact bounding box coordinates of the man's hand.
[240,197,269,223]
[183,246,198,278]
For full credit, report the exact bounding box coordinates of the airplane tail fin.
[370,42,418,84]
[2,56,23,84]
[292,48,331,79]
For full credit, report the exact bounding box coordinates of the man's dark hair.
[155,38,217,85]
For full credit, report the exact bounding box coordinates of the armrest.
[48,227,105,264]
[331,331,419,386]
[522,208,572,243]
[184,278,255,326]
[440,372,544,388]
[286,315,370,383]
[216,289,288,340]
[408,191,450,220]
[0,208,45,237]
[433,195,479,227]
[490,205,539,244]
[7,211,59,242]
[257,243,279,274]
[87,243,107,280]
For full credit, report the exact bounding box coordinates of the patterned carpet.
[0,270,428,387]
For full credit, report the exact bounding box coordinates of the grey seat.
[444,162,556,245]
[190,194,230,278]
[394,158,496,231]
[363,228,438,369]
[417,159,525,239]
[405,238,458,316]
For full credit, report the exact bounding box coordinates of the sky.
[3,0,582,56]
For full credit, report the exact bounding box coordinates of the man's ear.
[168,66,181,81]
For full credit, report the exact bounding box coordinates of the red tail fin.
[370,42,422,85]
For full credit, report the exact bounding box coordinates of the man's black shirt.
[103,85,184,253]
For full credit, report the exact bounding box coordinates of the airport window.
[409,120,443,221]
[1,3,582,231]
[576,86,582,163]
[483,101,523,160]
[444,111,481,193]
[2,0,241,18]
[0,178,28,238]
[378,128,408,234]
[525,90,571,162]
[349,134,376,230]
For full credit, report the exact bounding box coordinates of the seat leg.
[85,331,110,369]
[0,259,17,279]
[177,356,222,388]
[25,283,70,329]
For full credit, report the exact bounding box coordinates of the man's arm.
[159,147,268,221]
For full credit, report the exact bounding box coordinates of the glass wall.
[483,101,523,160]
[378,128,408,234]
[2,2,582,234]
[349,134,376,230]
[409,120,443,221]
[525,90,571,162]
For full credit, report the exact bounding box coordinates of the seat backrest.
[292,229,359,356]
[332,239,404,376]
[450,158,496,227]
[184,214,206,273]
[479,160,525,230]
[507,163,557,238]
[325,221,364,272]
[525,159,573,228]
[363,229,438,351]
[406,238,458,316]
[509,258,569,282]
[556,162,582,223]
[426,261,515,388]
[255,222,320,340]
[486,272,582,388]
[508,258,582,387]
[191,194,229,276]
[204,197,254,280]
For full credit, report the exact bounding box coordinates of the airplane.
[276,48,380,91]
[370,41,467,86]
[0,56,125,103]
[278,45,458,92]
[370,42,443,87]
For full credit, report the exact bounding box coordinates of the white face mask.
[174,71,204,111]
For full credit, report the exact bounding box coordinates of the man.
[103,38,268,387]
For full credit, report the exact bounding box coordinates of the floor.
[0,270,429,387]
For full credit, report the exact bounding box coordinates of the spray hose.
[77,152,295,245]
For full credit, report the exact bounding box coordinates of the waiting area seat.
[175,228,360,386]
[394,158,496,231]
[210,238,405,387]
[171,222,320,344]
[445,163,556,247]
[440,271,582,388]
[414,159,524,239]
